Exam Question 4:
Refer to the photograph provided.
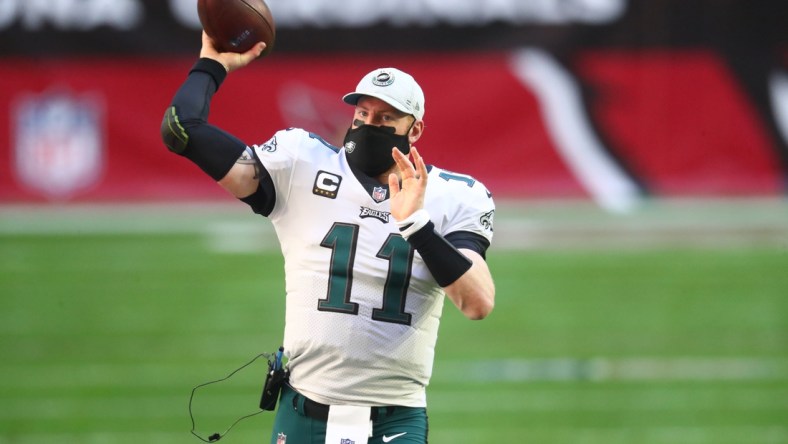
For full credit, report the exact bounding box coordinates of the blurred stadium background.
[1,0,787,443]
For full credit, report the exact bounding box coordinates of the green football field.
[1,199,787,443]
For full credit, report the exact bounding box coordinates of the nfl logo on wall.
[13,89,105,200]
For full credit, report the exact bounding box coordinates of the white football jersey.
[252,128,494,407]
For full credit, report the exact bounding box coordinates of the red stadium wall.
[0,50,785,203]
[1,0,787,205]
[576,51,783,195]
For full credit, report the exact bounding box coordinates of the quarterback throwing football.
[161,34,496,444]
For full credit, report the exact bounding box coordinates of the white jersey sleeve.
[424,166,495,247]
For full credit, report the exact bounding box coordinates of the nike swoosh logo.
[382,432,408,442]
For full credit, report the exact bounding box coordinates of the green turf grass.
[1,231,786,443]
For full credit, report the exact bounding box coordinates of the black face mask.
[343,124,411,177]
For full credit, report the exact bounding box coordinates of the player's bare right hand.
[199,31,266,73]
[389,146,428,221]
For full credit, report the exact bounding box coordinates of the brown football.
[197,0,275,56]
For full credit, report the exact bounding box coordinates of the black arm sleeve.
[239,156,277,217]
[160,58,247,181]
[405,222,473,287]
[161,58,277,214]
[445,231,491,260]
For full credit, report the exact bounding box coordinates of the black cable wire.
[189,353,273,442]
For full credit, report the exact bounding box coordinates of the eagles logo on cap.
[372,71,395,87]
[342,67,426,120]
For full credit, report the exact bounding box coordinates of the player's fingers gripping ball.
[197,0,276,56]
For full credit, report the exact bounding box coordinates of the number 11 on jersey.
[318,223,415,326]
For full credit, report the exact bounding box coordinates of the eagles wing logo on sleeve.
[480,209,495,232]
[258,136,278,152]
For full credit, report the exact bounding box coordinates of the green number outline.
[318,223,414,325]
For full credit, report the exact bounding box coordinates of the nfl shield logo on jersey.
[372,186,387,202]
[276,432,287,444]
[12,89,104,200]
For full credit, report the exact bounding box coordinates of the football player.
[161,33,495,444]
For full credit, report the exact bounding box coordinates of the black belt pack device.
[260,346,288,411]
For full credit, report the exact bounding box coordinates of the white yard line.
[435,356,788,383]
[1,357,784,392]
[1,199,787,251]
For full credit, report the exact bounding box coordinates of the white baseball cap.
[343,68,425,120]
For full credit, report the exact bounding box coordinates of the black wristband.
[190,58,228,91]
[405,221,473,287]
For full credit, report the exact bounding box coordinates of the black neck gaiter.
[342,124,411,177]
